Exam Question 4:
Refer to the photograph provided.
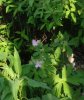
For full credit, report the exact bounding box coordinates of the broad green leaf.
[68,75,84,85]
[14,47,22,77]
[27,78,50,89]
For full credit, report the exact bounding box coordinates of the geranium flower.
[32,39,40,46]
[35,60,43,69]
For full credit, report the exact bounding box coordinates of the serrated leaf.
[1,64,16,79]
[14,47,22,77]
[55,82,62,97]
[9,79,22,100]
[53,74,61,84]
[50,54,58,66]
[63,82,72,99]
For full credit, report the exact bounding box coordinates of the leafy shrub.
[0,0,84,100]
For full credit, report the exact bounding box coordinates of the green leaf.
[66,46,73,56]
[14,47,22,77]
[0,52,6,61]
[2,94,14,100]
[27,78,50,89]
[9,79,22,100]
[54,47,61,60]
[69,37,79,47]
[42,93,59,100]
[54,82,62,97]
[0,0,6,5]
[47,22,54,31]
[3,65,16,79]
[29,0,34,7]
[62,66,67,81]
[71,13,76,23]
[63,82,72,99]
[50,54,58,66]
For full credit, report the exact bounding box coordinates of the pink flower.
[35,61,43,68]
[32,39,40,46]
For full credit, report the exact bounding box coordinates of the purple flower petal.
[32,39,40,46]
[35,61,43,68]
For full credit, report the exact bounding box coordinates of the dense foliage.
[0,0,84,100]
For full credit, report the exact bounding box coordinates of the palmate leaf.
[14,47,22,77]
[52,66,73,98]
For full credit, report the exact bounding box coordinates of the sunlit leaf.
[54,47,61,60]
[9,79,22,100]
[14,47,22,77]
[63,82,72,99]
